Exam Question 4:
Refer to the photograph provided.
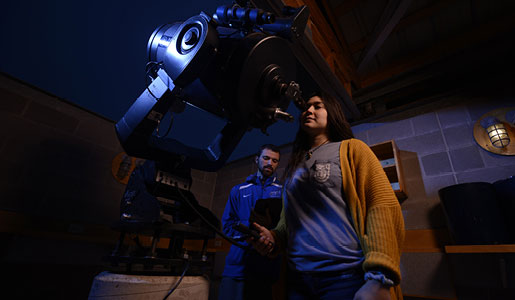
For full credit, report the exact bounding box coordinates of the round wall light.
[473,107,515,155]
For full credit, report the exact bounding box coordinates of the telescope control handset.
[232,223,260,240]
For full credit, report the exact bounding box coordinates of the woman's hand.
[247,222,276,256]
[353,280,391,300]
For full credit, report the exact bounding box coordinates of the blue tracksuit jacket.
[221,173,282,281]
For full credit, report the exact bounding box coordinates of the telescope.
[110,1,310,274]
[116,2,309,171]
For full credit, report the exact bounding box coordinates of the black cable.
[176,189,250,250]
[162,259,190,300]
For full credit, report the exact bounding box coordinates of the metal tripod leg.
[147,230,160,258]
[201,238,208,261]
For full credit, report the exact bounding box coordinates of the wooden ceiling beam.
[356,0,412,74]
[283,0,360,95]
[349,0,457,55]
[360,13,515,88]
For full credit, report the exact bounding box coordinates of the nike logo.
[243,194,250,197]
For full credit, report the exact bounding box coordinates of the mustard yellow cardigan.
[272,139,405,299]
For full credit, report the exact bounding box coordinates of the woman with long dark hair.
[250,91,404,300]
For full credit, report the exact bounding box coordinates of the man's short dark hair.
[257,144,280,157]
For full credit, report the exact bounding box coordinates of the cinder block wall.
[0,77,124,224]
[0,73,218,298]
[355,96,515,229]
[3,70,515,299]
[191,169,218,209]
[353,95,515,299]
[0,73,218,221]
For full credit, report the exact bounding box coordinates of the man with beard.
[219,144,283,300]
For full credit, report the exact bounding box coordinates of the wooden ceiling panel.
[283,0,360,92]
[374,31,400,69]
[318,0,359,80]
[402,0,431,15]
[432,0,473,38]
[360,12,515,88]
[395,0,457,32]
[257,0,515,121]
[356,0,412,74]
[472,0,515,23]
[401,18,434,55]
[332,0,361,18]
[335,10,365,49]
[347,0,458,56]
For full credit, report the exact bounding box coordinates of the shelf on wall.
[403,294,457,300]
[445,244,515,253]
[370,140,407,201]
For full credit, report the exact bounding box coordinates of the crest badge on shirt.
[314,163,330,183]
[269,190,281,197]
